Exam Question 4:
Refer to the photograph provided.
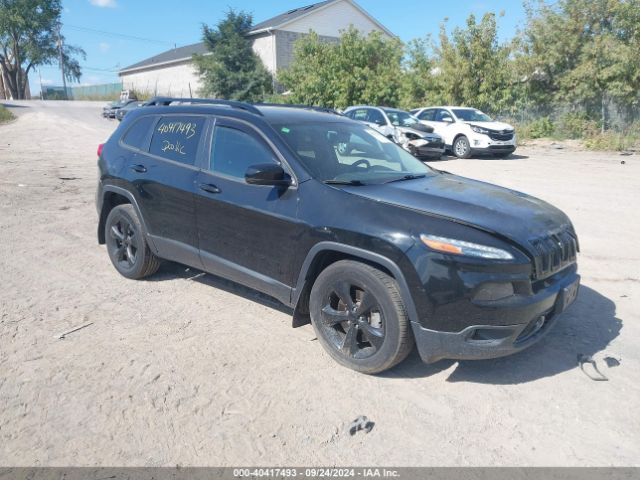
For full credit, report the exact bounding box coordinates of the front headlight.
[471,125,489,135]
[420,234,514,260]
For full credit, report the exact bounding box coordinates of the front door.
[194,117,301,304]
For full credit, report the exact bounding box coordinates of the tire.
[105,204,160,279]
[309,260,414,374]
[453,135,472,159]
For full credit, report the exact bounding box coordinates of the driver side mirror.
[442,116,454,123]
[245,164,291,187]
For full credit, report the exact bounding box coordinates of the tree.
[193,10,273,102]
[430,13,515,114]
[0,0,84,99]
[515,0,640,128]
[399,37,441,109]
[279,28,404,109]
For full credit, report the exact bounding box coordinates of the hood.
[466,121,514,132]
[342,173,572,251]
[397,125,439,140]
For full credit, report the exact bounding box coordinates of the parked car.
[102,101,118,118]
[410,106,516,158]
[344,106,445,159]
[103,99,138,119]
[96,97,579,374]
[116,101,144,121]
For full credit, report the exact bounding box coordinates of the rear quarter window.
[121,115,155,150]
[149,115,205,165]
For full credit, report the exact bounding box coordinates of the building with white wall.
[118,0,393,97]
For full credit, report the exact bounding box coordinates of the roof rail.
[145,97,263,116]
[255,103,343,116]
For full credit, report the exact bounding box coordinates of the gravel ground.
[0,100,639,466]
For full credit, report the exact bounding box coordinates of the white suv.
[410,106,516,158]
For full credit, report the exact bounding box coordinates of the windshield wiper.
[384,174,426,184]
[324,179,367,186]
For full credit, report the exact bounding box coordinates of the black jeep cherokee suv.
[96,98,580,374]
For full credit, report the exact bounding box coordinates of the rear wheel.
[105,204,160,279]
[453,135,472,159]
[309,260,414,374]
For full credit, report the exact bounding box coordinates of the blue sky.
[31,0,525,94]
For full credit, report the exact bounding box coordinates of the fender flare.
[98,185,155,250]
[292,241,419,324]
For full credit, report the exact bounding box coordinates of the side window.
[435,109,452,122]
[149,115,205,165]
[418,109,436,121]
[366,109,385,126]
[122,116,155,150]
[211,126,278,179]
[351,109,368,121]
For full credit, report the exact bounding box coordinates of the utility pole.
[38,68,44,100]
[56,23,68,100]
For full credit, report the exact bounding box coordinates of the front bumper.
[467,134,516,155]
[411,269,580,363]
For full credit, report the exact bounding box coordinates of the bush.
[518,116,555,139]
[556,112,598,139]
[0,104,15,124]
[583,123,640,151]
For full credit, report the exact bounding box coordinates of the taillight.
[97,143,104,157]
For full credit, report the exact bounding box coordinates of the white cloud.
[99,42,110,53]
[89,0,117,8]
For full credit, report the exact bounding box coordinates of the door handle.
[199,183,221,194]
[130,164,147,173]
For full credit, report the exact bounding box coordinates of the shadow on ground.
[384,285,621,384]
[148,263,621,385]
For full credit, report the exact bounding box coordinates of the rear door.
[193,117,301,303]
[123,113,206,268]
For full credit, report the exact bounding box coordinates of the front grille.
[530,229,579,279]
[488,130,514,141]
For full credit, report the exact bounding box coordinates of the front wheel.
[453,136,472,159]
[309,260,414,374]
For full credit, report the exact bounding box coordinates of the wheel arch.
[291,242,419,328]
[98,186,150,246]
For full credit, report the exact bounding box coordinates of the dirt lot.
[1,101,639,467]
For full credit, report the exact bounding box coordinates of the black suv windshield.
[273,122,434,184]
[452,109,493,122]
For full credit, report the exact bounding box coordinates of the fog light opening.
[473,282,515,302]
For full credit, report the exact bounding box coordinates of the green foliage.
[555,112,599,139]
[431,13,515,114]
[0,104,15,124]
[583,122,640,151]
[514,0,640,121]
[520,117,555,139]
[278,28,404,109]
[193,9,273,102]
[0,0,84,99]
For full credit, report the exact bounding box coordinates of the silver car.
[344,106,445,159]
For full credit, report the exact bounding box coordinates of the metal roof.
[248,0,334,34]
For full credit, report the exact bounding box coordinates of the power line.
[65,24,175,47]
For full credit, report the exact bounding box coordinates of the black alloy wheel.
[310,260,414,374]
[105,204,160,279]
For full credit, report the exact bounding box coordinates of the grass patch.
[514,113,640,151]
[0,104,15,124]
